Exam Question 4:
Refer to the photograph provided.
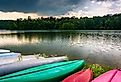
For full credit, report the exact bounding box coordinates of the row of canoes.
[0,50,121,82]
[0,59,84,82]
[0,56,68,76]
[1,59,121,82]
[1,58,121,82]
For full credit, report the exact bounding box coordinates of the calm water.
[0,30,121,67]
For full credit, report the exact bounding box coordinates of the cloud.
[0,0,121,19]
[0,0,80,16]
[64,0,121,17]
[0,11,40,20]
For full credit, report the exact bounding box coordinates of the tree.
[61,22,75,30]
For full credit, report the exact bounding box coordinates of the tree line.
[0,13,121,30]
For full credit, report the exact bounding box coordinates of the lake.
[0,30,121,68]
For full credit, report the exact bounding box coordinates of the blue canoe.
[0,52,21,66]
[0,56,68,76]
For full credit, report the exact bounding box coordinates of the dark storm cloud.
[0,0,81,15]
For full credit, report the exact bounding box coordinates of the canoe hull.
[62,69,93,82]
[0,60,85,82]
[91,69,121,82]
[0,49,10,53]
[0,56,67,76]
[0,52,21,66]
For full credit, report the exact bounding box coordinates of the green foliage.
[0,13,121,30]
[84,64,113,78]
[61,22,75,30]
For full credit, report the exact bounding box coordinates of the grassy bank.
[84,64,113,78]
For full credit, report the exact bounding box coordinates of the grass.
[84,64,113,78]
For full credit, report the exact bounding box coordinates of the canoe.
[0,52,21,58]
[0,49,10,53]
[0,56,68,76]
[0,52,21,65]
[20,55,45,61]
[0,60,85,82]
[62,68,93,82]
[91,69,121,82]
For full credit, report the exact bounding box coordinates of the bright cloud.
[0,11,41,20]
[64,0,121,17]
[0,0,121,19]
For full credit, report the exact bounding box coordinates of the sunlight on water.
[0,34,41,45]
[68,31,121,67]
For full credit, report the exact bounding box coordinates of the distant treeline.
[0,14,121,30]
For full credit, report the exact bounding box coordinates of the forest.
[0,13,121,30]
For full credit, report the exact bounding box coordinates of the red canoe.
[62,68,93,82]
[91,69,121,82]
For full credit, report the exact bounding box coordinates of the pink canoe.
[91,69,121,82]
[62,68,93,82]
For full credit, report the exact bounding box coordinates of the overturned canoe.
[21,55,44,61]
[0,49,10,53]
[0,60,85,82]
[0,52,21,66]
[91,69,121,82]
[0,56,68,76]
[0,52,21,58]
[62,68,93,82]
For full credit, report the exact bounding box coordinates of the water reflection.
[0,31,121,67]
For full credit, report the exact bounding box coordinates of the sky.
[0,0,121,20]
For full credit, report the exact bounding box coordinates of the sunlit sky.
[0,0,121,20]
